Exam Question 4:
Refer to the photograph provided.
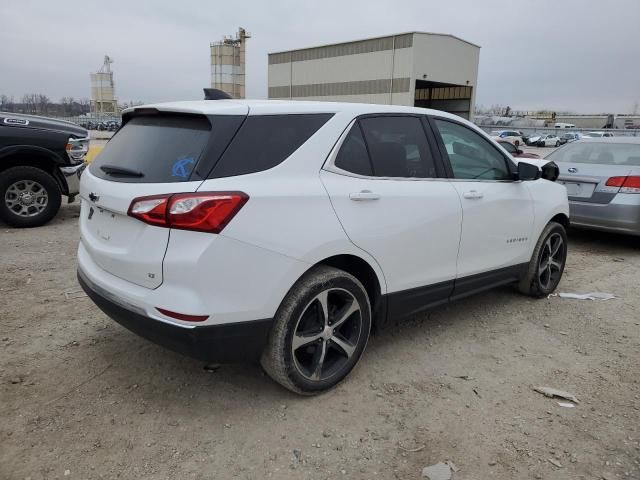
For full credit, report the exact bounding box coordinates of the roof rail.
[203,88,232,100]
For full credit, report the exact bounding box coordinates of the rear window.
[547,142,640,166]
[209,114,333,178]
[90,115,218,183]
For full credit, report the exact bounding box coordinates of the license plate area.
[87,206,128,245]
[560,181,596,199]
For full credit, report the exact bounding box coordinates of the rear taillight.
[128,192,248,233]
[605,176,640,194]
[605,176,626,187]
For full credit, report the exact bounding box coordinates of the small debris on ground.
[398,443,425,453]
[422,462,453,480]
[63,288,87,300]
[548,458,563,468]
[550,292,615,301]
[533,386,579,404]
[203,363,221,373]
[558,402,575,408]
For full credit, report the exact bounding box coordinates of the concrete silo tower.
[210,28,250,99]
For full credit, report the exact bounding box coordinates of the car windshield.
[546,142,640,166]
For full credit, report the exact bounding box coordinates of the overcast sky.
[1,0,639,114]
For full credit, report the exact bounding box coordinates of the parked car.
[78,99,569,394]
[587,131,614,138]
[559,133,579,145]
[537,134,561,147]
[497,140,540,158]
[549,137,640,236]
[524,133,542,146]
[490,129,524,146]
[0,112,88,227]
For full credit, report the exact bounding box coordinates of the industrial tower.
[210,28,250,99]
[90,56,118,115]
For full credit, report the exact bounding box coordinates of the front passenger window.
[433,119,512,181]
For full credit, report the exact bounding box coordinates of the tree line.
[1,94,145,117]
[1,94,91,117]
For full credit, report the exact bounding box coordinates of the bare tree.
[22,94,38,114]
[35,94,50,115]
[1,95,16,112]
[60,96,75,116]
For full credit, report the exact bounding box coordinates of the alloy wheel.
[5,180,48,217]
[291,288,363,381]
[538,232,565,290]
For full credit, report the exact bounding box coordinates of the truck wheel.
[0,166,62,228]
[261,265,371,395]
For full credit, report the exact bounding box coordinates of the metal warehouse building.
[268,32,480,119]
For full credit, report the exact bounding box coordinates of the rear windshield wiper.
[99,165,144,178]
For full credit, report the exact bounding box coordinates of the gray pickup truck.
[0,112,89,227]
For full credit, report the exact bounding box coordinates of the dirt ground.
[1,203,639,480]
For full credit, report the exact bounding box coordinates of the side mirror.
[517,161,541,181]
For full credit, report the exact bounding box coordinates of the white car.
[78,98,569,394]
[537,134,561,147]
[490,129,524,147]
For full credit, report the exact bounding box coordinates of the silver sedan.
[547,137,640,236]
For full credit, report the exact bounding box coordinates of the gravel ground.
[1,204,639,480]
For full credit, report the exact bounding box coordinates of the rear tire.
[261,266,371,395]
[518,221,567,298]
[0,166,61,228]
[555,141,560,147]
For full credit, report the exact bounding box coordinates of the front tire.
[518,221,567,297]
[0,166,62,228]
[555,141,560,147]
[261,266,372,395]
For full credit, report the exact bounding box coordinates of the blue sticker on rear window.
[172,156,195,178]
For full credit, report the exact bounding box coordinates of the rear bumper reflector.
[156,308,209,323]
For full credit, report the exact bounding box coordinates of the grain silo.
[90,56,118,115]
[210,28,250,99]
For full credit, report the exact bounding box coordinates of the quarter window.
[210,114,333,178]
[334,124,373,176]
[433,119,512,180]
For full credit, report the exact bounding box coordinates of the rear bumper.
[569,195,640,236]
[78,269,273,363]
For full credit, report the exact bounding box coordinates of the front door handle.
[462,190,484,199]
[349,190,380,201]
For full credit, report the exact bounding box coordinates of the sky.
[1,0,639,114]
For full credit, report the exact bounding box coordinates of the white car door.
[429,117,535,299]
[320,115,462,319]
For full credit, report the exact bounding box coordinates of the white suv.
[78,99,569,394]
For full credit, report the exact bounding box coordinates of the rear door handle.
[462,190,484,199]
[349,190,380,201]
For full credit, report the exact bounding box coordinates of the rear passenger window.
[210,114,333,178]
[359,116,437,178]
[334,124,373,176]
